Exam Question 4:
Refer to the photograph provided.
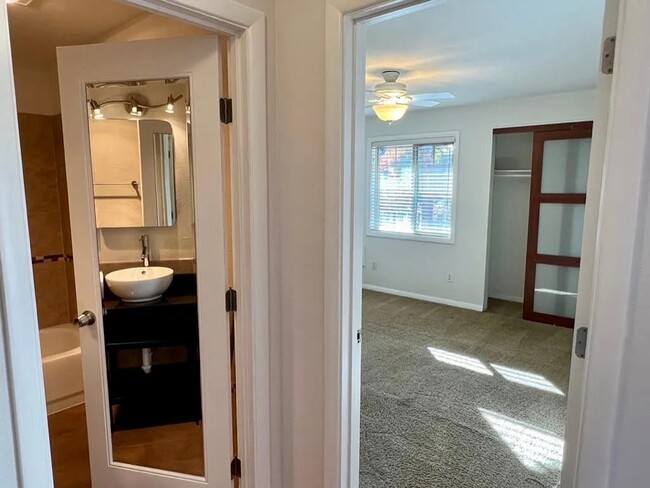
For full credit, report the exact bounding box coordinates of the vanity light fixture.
[86,94,184,119]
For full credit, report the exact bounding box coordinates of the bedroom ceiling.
[366,0,607,109]
[7,0,144,67]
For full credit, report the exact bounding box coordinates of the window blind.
[369,140,455,240]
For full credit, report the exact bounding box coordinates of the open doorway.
[6,1,232,486]
[356,1,607,486]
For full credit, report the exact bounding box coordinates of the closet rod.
[493,169,531,178]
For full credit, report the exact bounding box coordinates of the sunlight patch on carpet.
[428,347,493,375]
[479,408,564,474]
[491,364,565,396]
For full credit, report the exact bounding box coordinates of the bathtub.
[40,324,84,414]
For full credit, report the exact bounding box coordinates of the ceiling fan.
[368,70,454,123]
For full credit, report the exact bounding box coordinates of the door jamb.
[324,2,449,487]
[0,1,270,487]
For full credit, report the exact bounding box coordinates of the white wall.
[488,132,533,302]
[363,90,595,310]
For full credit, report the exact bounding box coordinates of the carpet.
[360,291,573,488]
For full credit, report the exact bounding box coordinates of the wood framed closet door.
[523,125,593,327]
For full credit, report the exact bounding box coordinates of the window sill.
[366,230,455,245]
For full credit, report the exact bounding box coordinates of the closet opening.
[488,122,593,328]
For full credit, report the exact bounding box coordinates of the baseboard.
[488,293,524,303]
[362,284,484,312]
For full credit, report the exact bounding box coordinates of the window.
[368,133,458,242]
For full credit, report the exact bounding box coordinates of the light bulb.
[165,95,175,114]
[130,102,142,117]
[89,100,104,120]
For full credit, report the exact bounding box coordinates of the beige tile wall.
[19,113,76,328]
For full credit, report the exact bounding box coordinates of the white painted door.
[58,37,233,487]
[561,0,618,486]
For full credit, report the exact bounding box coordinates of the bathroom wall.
[90,119,145,228]
[18,113,76,328]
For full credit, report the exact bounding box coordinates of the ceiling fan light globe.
[372,103,408,123]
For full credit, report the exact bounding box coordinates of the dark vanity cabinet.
[102,274,201,430]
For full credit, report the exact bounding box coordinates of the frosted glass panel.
[534,264,579,318]
[537,204,585,257]
[541,138,591,193]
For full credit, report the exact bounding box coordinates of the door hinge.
[225,288,237,313]
[601,36,616,74]
[220,97,233,124]
[230,456,242,479]
[575,327,588,358]
[357,329,362,343]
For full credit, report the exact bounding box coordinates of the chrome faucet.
[140,235,150,267]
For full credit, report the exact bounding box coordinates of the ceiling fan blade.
[410,100,441,108]
[411,92,455,101]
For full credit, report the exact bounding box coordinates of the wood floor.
[48,404,92,488]
[48,404,205,487]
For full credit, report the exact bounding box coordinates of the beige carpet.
[360,290,573,488]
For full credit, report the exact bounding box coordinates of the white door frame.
[324,0,650,487]
[0,1,270,487]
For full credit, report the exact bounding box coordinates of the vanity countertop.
[102,273,198,348]
[102,272,197,312]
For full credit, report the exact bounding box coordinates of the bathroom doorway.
[7,1,239,486]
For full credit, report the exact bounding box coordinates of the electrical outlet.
[372,262,378,271]
[446,272,453,283]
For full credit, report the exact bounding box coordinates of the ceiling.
[366,0,607,109]
[8,0,144,67]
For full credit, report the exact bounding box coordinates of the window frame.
[366,131,460,244]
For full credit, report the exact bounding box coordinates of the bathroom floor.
[48,404,92,488]
[48,403,204,487]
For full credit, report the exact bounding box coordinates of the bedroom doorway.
[342,0,616,487]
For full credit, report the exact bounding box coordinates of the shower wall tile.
[19,112,76,327]
[65,261,77,320]
[18,113,57,170]
[22,165,61,213]
[32,260,70,329]
[27,209,64,257]
[53,115,73,256]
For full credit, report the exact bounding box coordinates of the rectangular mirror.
[87,80,187,228]
[86,77,205,477]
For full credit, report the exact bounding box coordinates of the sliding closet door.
[523,126,593,327]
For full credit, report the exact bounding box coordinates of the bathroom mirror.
[87,80,188,228]
[86,77,205,477]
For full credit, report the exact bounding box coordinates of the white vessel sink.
[105,266,174,303]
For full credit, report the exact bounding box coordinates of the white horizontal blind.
[369,140,455,240]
